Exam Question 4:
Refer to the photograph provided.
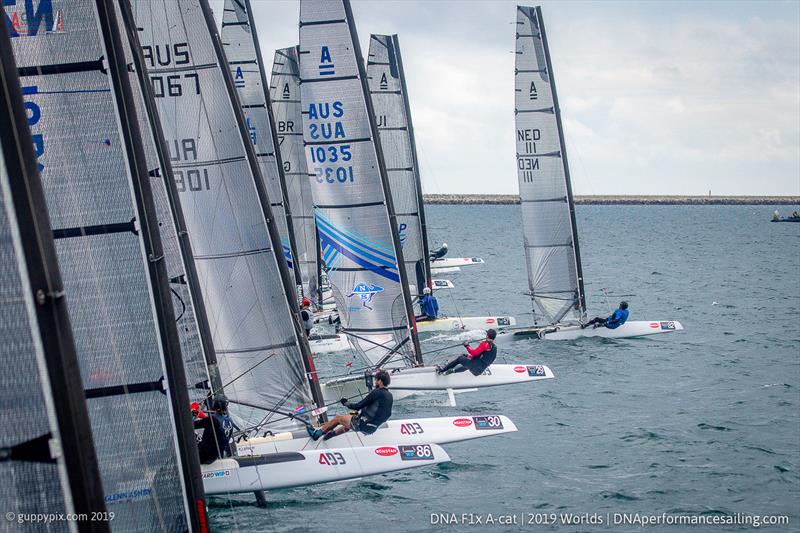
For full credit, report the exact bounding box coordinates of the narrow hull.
[236,415,518,457]
[203,444,449,494]
[416,315,516,333]
[429,266,461,273]
[771,218,800,223]
[309,333,350,354]
[430,257,484,269]
[541,320,684,340]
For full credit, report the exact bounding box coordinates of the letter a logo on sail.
[529,81,538,100]
[319,46,335,76]
[234,66,245,88]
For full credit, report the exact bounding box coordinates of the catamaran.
[367,34,515,334]
[498,5,683,342]
[10,0,207,526]
[298,1,553,405]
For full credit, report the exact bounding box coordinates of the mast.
[206,0,325,413]
[116,0,223,394]
[93,0,207,524]
[0,14,108,527]
[393,34,432,290]
[535,6,586,316]
[345,1,423,362]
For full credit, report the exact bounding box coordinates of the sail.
[131,0,320,432]
[271,46,320,304]
[113,0,216,401]
[221,0,301,293]
[299,0,420,368]
[8,0,205,529]
[515,5,586,325]
[0,20,107,526]
[367,34,431,296]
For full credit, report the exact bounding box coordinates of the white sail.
[515,5,586,326]
[221,0,302,291]
[9,0,205,527]
[367,34,431,295]
[132,0,322,434]
[0,28,107,523]
[271,46,320,304]
[299,0,420,369]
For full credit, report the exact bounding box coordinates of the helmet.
[212,395,229,412]
[486,329,497,340]
[301,298,311,307]
[190,401,201,412]
[619,301,628,310]
[422,287,431,295]
[442,242,448,248]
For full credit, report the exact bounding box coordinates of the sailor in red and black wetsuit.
[437,329,498,376]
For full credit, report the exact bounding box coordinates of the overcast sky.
[213,1,800,196]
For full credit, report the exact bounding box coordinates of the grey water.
[210,205,800,532]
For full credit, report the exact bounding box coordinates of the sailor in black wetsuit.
[307,370,393,441]
[429,242,448,261]
[194,396,233,464]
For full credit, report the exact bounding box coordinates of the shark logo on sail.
[347,282,384,311]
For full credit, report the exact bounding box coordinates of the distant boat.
[771,210,800,222]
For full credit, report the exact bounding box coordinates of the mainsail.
[132,0,323,432]
[299,0,421,368]
[8,0,205,529]
[515,5,586,325]
[367,34,431,296]
[221,0,302,292]
[271,46,320,304]
[114,0,218,399]
[0,19,108,526]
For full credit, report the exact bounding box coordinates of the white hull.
[431,278,455,289]
[203,444,448,494]
[236,415,518,457]
[309,333,350,354]
[495,320,684,341]
[541,320,684,340]
[430,257,484,269]
[416,315,516,333]
[429,266,460,273]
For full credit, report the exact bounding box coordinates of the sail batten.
[515,5,586,326]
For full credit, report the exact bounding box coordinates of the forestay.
[367,34,431,296]
[299,0,421,369]
[515,5,586,326]
[132,0,321,433]
[9,0,205,528]
[272,46,320,304]
[0,23,108,528]
[221,0,301,291]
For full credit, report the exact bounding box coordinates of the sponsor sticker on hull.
[660,321,676,330]
[399,444,434,461]
[201,470,230,480]
[649,322,660,329]
[453,418,473,428]
[375,446,398,457]
[527,365,546,377]
[514,366,526,373]
[472,416,504,430]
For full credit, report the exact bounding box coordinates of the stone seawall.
[423,194,800,205]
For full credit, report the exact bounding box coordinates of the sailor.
[300,297,314,337]
[415,287,439,322]
[436,329,498,376]
[194,395,233,464]
[582,301,629,329]
[773,210,781,221]
[429,242,448,261]
[307,370,393,441]
[190,401,207,420]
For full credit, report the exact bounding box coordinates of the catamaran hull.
[541,320,684,340]
[236,415,518,457]
[202,444,448,494]
[430,257,484,269]
[416,315,516,333]
[430,266,460,273]
[309,334,350,354]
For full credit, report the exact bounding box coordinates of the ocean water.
[210,205,800,532]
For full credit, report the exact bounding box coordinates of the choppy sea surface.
[210,205,800,532]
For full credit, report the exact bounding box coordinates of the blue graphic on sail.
[347,283,384,311]
[282,242,294,269]
[398,223,407,248]
[315,212,399,282]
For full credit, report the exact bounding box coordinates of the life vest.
[211,413,233,457]
[606,308,629,329]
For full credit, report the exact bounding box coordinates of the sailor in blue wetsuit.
[194,396,233,464]
[415,287,439,322]
[582,301,629,329]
